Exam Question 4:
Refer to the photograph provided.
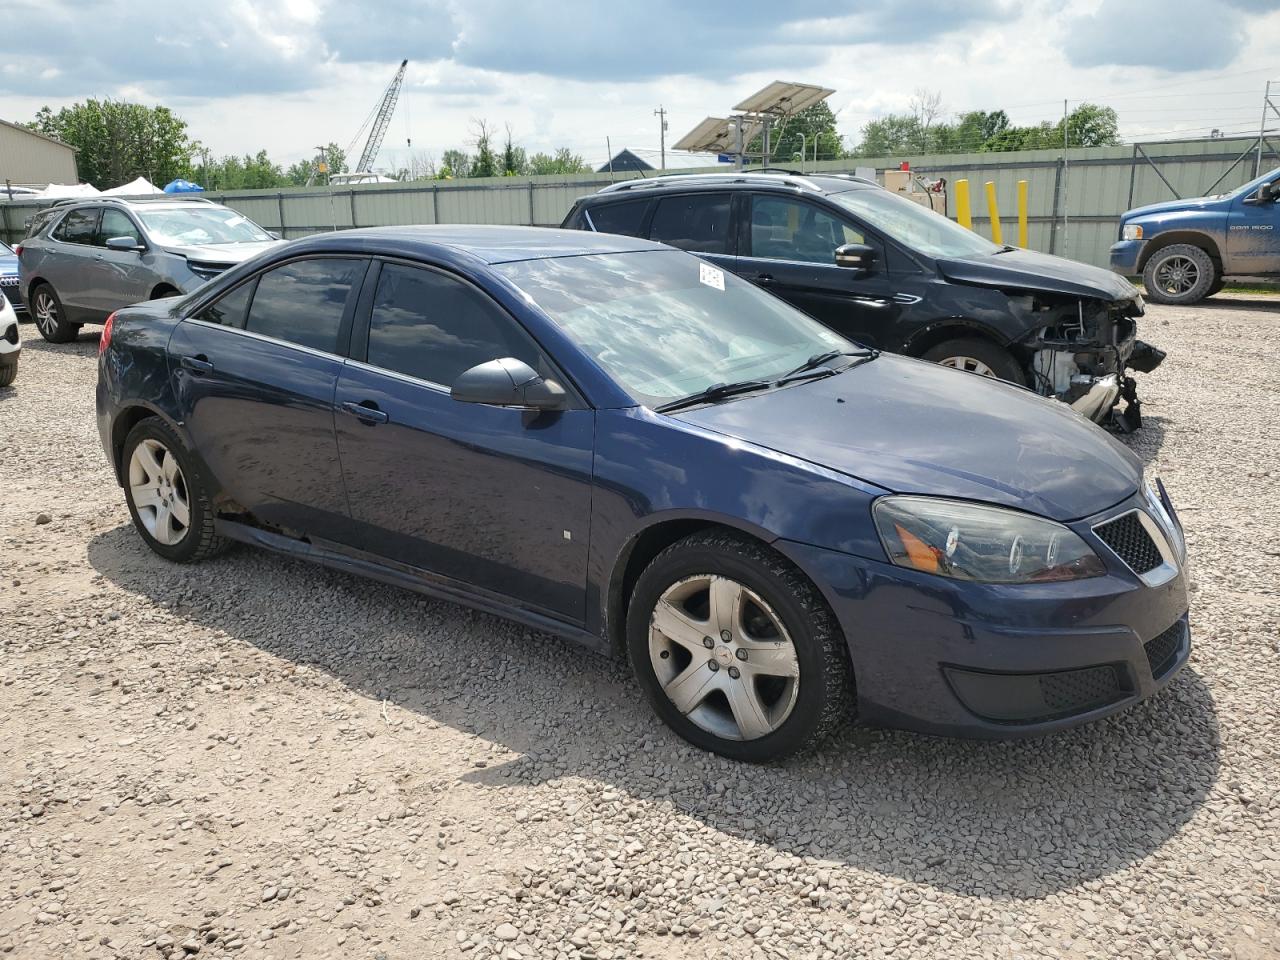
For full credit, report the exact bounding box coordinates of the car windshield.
[496,250,853,408]
[136,207,272,246]
[829,188,1000,259]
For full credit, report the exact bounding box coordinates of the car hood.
[936,247,1140,302]
[0,252,17,277]
[675,354,1141,522]
[161,240,284,265]
[1124,196,1223,219]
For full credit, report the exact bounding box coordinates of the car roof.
[582,171,880,203]
[285,224,667,265]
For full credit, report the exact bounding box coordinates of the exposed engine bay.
[1010,293,1165,432]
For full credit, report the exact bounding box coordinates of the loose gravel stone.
[2,301,1279,959]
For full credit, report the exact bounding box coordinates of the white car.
[0,292,19,386]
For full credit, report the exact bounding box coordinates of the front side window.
[588,199,649,237]
[96,209,142,246]
[497,250,849,408]
[136,207,273,247]
[194,280,255,330]
[830,188,999,259]
[52,208,99,245]
[246,259,363,353]
[648,194,732,255]
[749,196,866,264]
[365,263,541,387]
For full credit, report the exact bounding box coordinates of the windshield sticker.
[699,262,725,291]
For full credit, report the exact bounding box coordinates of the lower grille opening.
[946,663,1128,725]
[1144,619,1187,678]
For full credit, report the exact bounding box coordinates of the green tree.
[501,125,528,176]
[439,148,471,179]
[1063,103,1120,148]
[469,120,498,178]
[284,143,348,186]
[748,102,844,164]
[852,114,924,157]
[30,99,195,189]
[527,149,589,175]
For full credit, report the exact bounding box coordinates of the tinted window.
[195,280,255,330]
[246,259,363,353]
[749,196,866,263]
[52,208,99,245]
[649,194,732,255]
[366,263,540,387]
[96,209,142,246]
[588,200,649,237]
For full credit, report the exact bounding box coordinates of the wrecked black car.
[562,172,1164,429]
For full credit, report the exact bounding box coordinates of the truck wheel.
[1205,277,1226,299]
[1142,244,1216,305]
[921,338,1026,386]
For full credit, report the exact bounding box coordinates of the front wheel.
[1142,243,1217,305]
[31,284,81,344]
[921,337,1026,385]
[626,531,852,762]
[0,359,15,388]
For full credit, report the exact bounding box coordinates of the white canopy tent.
[33,182,101,200]
[101,177,162,196]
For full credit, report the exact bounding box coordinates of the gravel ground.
[2,297,1278,960]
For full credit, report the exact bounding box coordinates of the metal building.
[0,118,78,187]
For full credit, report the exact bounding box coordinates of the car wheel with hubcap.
[30,284,81,344]
[921,337,1026,385]
[627,530,851,762]
[1142,243,1216,305]
[122,418,229,563]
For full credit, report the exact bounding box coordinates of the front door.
[735,194,903,348]
[169,256,368,539]
[1227,181,1280,276]
[85,208,154,313]
[333,260,594,623]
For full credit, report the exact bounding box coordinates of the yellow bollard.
[985,181,1003,245]
[1017,180,1029,248]
[954,179,972,229]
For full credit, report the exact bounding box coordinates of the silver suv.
[17,197,284,343]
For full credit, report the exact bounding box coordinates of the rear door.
[1226,182,1280,276]
[169,256,368,539]
[85,208,153,312]
[44,207,101,318]
[333,259,595,623]
[646,192,737,273]
[735,194,902,347]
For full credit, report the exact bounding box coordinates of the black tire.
[1142,243,1217,305]
[121,418,229,563]
[921,337,1026,386]
[29,284,81,344]
[626,530,852,763]
[1205,276,1226,299]
[151,285,180,300]
[0,360,15,388]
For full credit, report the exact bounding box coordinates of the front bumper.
[777,492,1190,738]
[0,278,23,314]
[1110,239,1145,276]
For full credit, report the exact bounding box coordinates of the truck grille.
[1144,619,1186,678]
[1093,511,1162,575]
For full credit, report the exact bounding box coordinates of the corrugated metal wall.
[2,136,1276,270]
[0,122,78,188]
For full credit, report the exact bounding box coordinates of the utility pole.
[1062,99,1070,256]
[654,106,668,170]
[1256,80,1274,177]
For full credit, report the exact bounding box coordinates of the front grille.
[1093,511,1162,574]
[0,281,22,311]
[1144,620,1186,678]
[1039,665,1123,714]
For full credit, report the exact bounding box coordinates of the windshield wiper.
[656,379,774,413]
[994,244,1017,254]
[779,348,879,384]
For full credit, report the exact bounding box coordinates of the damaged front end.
[1013,293,1165,432]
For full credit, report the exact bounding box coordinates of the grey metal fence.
[2,135,1276,269]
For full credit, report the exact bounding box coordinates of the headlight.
[873,496,1106,583]
[1122,224,1144,241]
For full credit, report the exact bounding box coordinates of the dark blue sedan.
[96,226,1190,762]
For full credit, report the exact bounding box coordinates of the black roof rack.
[50,195,216,208]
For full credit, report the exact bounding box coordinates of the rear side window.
[52,208,99,245]
[365,262,541,387]
[587,199,649,237]
[649,194,732,255]
[246,258,363,354]
[96,209,142,246]
[194,280,255,330]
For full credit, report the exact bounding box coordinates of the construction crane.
[311,59,408,184]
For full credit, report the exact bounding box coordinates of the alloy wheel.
[648,574,800,741]
[128,438,191,546]
[1154,255,1200,296]
[936,355,996,377]
[33,291,58,338]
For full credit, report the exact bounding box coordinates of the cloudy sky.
[3,0,1278,174]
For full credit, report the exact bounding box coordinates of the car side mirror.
[835,242,876,272]
[451,357,568,410]
[105,236,143,252]
[268,231,282,240]
[1264,181,1280,202]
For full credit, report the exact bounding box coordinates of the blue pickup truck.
[1111,165,1280,304]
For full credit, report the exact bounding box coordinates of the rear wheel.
[922,337,1026,385]
[626,531,852,762]
[1142,243,1217,305]
[121,418,229,563]
[0,359,15,387]
[30,284,81,343]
